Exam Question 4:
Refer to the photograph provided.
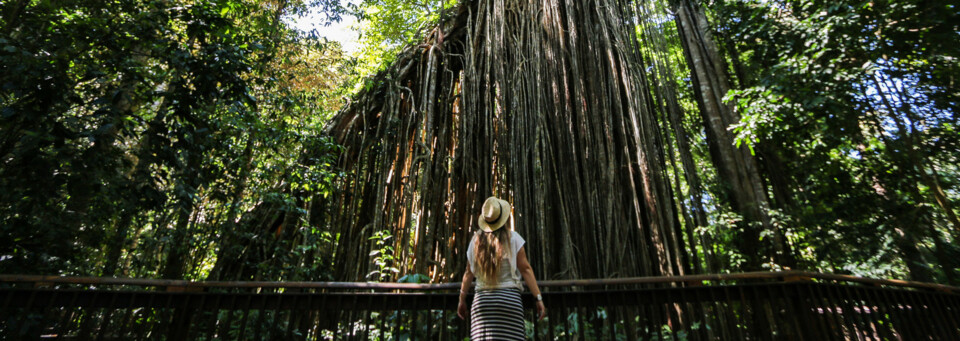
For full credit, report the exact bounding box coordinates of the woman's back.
[458,197,545,341]
[467,230,526,290]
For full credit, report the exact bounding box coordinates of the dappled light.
[1,0,958,338]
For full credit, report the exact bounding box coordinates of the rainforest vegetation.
[1,0,958,288]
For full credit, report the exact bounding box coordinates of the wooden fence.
[1,271,958,340]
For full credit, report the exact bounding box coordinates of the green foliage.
[367,229,400,281]
[711,0,959,281]
[1,0,958,292]
[0,0,347,280]
[398,273,430,283]
[352,0,457,78]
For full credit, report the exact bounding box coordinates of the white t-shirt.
[467,230,526,290]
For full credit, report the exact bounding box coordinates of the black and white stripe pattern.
[470,288,525,340]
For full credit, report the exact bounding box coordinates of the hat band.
[484,201,504,223]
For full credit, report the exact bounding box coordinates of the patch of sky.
[857,57,950,136]
[285,1,361,54]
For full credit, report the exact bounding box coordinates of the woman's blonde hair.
[474,226,511,285]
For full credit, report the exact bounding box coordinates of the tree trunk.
[207,134,256,281]
[161,127,206,279]
[319,0,689,281]
[867,73,958,282]
[924,167,960,234]
[161,200,197,279]
[673,0,790,269]
[102,111,166,277]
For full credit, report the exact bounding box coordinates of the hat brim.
[478,199,511,232]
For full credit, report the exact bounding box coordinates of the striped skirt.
[470,288,525,340]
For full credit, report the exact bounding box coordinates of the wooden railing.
[1,271,958,340]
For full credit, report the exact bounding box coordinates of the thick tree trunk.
[673,0,790,270]
[319,0,689,282]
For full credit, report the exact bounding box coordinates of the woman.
[458,196,546,340]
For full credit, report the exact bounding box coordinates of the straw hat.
[478,197,512,232]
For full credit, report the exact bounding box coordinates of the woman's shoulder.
[467,233,477,250]
[510,230,525,242]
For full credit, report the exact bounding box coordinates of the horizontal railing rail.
[3,270,958,291]
[1,271,958,340]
